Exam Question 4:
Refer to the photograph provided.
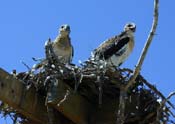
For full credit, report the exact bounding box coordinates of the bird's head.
[59,24,71,36]
[124,23,136,32]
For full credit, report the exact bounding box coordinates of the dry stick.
[161,92,175,107]
[165,93,175,118]
[143,80,175,109]
[157,92,175,123]
[122,68,174,109]
[116,89,126,124]
[140,77,175,123]
[117,0,159,123]
[161,92,175,115]
[125,0,159,91]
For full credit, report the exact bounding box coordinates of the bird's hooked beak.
[59,24,71,35]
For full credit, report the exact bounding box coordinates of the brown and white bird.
[93,23,136,68]
[52,24,73,63]
[32,24,73,70]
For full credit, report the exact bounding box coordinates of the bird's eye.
[61,26,64,28]
[128,24,132,27]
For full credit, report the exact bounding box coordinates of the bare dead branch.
[117,1,159,124]
[119,68,174,109]
[160,92,175,114]
[157,92,175,123]
[162,92,175,106]
[143,80,175,109]
[168,109,175,118]
[125,0,159,91]
[21,61,31,71]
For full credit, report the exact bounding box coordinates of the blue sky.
[0,0,174,123]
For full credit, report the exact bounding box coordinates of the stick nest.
[1,41,174,124]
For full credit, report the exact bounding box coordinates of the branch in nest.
[116,90,127,124]
[157,92,175,122]
[125,0,159,91]
[142,79,174,109]
[161,92,175,107]
[117,0,159,124]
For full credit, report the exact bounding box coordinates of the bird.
[51,24,73,63]
[92,23,136,68]
[32,24,73,70]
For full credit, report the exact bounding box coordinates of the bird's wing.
[70,45,74,62]
[94,32,130,60]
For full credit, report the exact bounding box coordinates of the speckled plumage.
[93,23,136,67]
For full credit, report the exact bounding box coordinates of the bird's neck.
[55,35,71,46]
[118,31,134,39]
[126,30,134,37]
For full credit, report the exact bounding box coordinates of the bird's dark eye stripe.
[61,26,64,28]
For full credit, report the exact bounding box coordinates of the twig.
[161,92,175,107]
[57,90,70,107]
[160,92,175,115]
[20,61,31,71]
[143,79,174,109]
[168,109,175,118]
[157,92,175,123]
[125,0,159,91]
[32,57,44,62]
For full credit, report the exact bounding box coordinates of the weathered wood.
[0,67,159,124]
[47,79,93,124]
[0,68,92,124]
[0,68,47,124]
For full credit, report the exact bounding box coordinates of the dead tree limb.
[143,79,174,109]
[117,0,159,123]
[125,0,159,91]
